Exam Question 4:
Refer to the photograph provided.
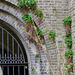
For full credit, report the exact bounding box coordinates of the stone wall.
[37,0,68,74]
[0,0,70,75]
[69,0,75,74]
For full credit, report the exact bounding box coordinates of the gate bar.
[2,29,4,57]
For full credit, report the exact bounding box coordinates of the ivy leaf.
[67,65,71,68]
[70,72,73,75]
[64,67,68,71]
[62,16,72,26]
[25,66,28,69]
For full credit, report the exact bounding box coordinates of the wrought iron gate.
[0,26,28,75]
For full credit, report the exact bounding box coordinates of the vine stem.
[24,25,55,75]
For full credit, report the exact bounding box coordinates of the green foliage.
[70,72,73,75]
[36,10,43,19]
[24,0,37,9]
[48,30,56,41]
[31,68,35,72]
[35,54,39,57]
[62,16,72,26]
[64,62,73,74]
[18,0,24,7]
[45,29,49,33]
[36,27,44,38]
[70,63,73,66]
[59,61,62,65]
[63,15,73,74]
[18,0,37,9]
[22,13,33,23]
[66,31,72,37]
[64,67,68,71]
[67,65,71,68]
[40,59,42,62]
[65,36,72,46]
[64,71,68,74]
[25,66,28,69]
[53,6,56,10]
[65,49,73,58]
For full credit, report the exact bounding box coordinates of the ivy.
[62,16,72,26]
[22,13,33,23]
[36,27,44,38]
[65,36,72,46]
[24,0,37,9]
[31,68,35,72]
[66,31,72,37]
[35,54,39,57]
[45,29,49,33]
[48,30,56,42]
[62,16,73,74]
[18,0,37,9]
[36,10,43,19]
[65,49,73,58]
[40,59,42,62]
[70,72,73,75]
[25,66,28,69]
[18,0,24,7]
[53,6,56,10]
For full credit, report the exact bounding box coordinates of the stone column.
[69,0,75,74]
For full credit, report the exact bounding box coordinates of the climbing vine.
[62,16,72,26]
[17,0,44,43]
[18,0,37,10]
[17,0,73,74]
[22,13,33,23]
[48,30,56,43]
[35,26,44,39]
[36,9,43,19]
[62,16,73,75]
[22,13,35,42]
[65,36,72,47]
[17,0,45,73]
[65,49,73,58]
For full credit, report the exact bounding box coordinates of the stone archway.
[0,1,51,75]
[0,21,29,75]
[0,1,42,74]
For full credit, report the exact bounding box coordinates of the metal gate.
[0,26,28,75]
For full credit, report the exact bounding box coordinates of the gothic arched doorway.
[0,25,28,75]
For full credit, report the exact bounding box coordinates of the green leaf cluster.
[31,68,35,72]
[64,67,68,71]
[40,59,42,62]
[53,6,56,10]
[35,54,39,57]
[64,62,73,74]
[24,0,37,9]
[18,0,37,9]
[18,0,24,7]
[62,16,72,26]
[36,27,44,38]
[70,72,73,75]
[36,10,43,19]
[66,31,72,37]
[48,30,56,40]
[22,13,33,23]
[25,66,28,69]
[65,36,72,46]
[65,49,73,58]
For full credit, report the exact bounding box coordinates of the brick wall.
[0,0,70,75]
[69,0,75,74]
[37,0,68,74]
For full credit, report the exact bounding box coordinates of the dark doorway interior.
[0,23,28,75]
[1,65,28,75]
